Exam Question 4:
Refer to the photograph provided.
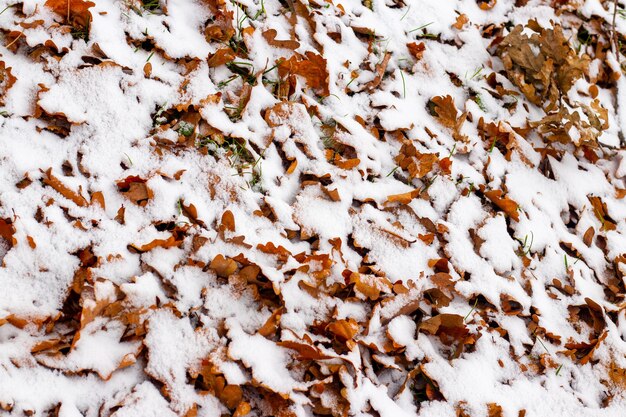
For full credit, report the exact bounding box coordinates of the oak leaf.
[278,52,329,96]
[429,95,466,140]
[45,0,95,29]
[0,61,17,106]
[407,42,425,60]
[208,48,236,67]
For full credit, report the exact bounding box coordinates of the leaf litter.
[0,0,625,417]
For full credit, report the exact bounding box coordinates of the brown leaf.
[0,61,17,106]
[395,141,438,180]
[208,48,236,67]
[589,196,617,231]
[278,52,329,96]
[258,307,284,338]
[429,95,466,140]
[452,14,469,30]
[0,218,16,248]
[326,319,359,341]
[583,227,595,247]
[129,229,185,253]
[221,210,236,232]
[44,0,94,29]
[364,51,391,91]
[210,254,238,278]
[420,314,468,341]
[90,191,105,209]
[497,22,588,112]
[350,272,392,301]
[487,403,503,417]
[257,242,291,262]
[386,189,420,205]
[277,340,332,360]
[204,7,235,42]
[407,42,425,60]
[484,189,520,221]
[42,169,88,207]
[263,29,300,50]
[334,157,360,170]
[116,176,152,206]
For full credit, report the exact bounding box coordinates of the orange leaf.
[44,0,95,28]
[452,14,469,30]
[484,189,520,221]
[478,0,497,10]
[407,42,425,60]
[0,218,16,247]
[210,254,238,277]
[258,307,284,337]
[278,340,332,360]
[386,189,419,205]
[326,319,359,341]
[278,52,329,96]
[221,210,236,232]
[257,242,291,262]
[335,158,360,170]
[262,29,300,50]
[42,168,88,207]
[420,314,468,340]
[90,191,105,209]
[116,176,152,206]
[208,48,236,67]
[129,229,185,253]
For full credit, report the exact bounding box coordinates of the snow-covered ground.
[0,0,625,416]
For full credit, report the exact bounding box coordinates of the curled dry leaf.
[45,0,95,29]
[429,95,467,141]
[278,52,330,96]
[350,272,392,301]
[116,176,153,206]
[278,340,332,360]
[208,48,236,67]
[0,218,16,248]
[42,168,88,207]
[588,196,617,231]
[407,42,425,60]
[420,314,469,341]
[395,140,438,180]
[263,29,300,50]
[452,14,469,30]
[483,189,520,222]
[497,21,588,112]
[326,319,359,341]
[128,228,186,253]
[386,189,420,205]
[258,307,284,337]
[364,51,391,91]
[210,254,238,277]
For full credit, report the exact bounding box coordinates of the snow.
[0,0,624,416]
